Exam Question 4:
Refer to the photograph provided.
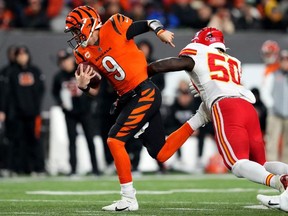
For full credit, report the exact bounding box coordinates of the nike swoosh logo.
[115,206,128,211]
[268,200,279,206]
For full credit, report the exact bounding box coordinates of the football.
[76,62,102,88]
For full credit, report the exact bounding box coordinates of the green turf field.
[0,173,286,215]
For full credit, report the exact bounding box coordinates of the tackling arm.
[147,56,195,77]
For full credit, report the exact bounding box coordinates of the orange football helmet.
[191,27,226,51]
[261,40,280,64]
[64,5,102,49]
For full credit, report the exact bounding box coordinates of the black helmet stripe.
[79,7,93,19]
[67,15,81,25]
[66,20,75,25]
[74,9,83,20]
[84,5,98,17]
[78,7,95,32]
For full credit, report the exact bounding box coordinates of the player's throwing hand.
[157,30,175,47]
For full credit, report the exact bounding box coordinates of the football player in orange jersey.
[64,5,209,211]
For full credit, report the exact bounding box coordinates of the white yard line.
[25,188,275,196]
[244,205,269,210]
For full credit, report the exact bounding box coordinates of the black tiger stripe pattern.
[115,88,155,138]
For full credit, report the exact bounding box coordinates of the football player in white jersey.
[148,27,288,212]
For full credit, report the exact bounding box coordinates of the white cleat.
[257,189,288,212]
[102,196,139,211]
[257,194,280,210]
[134,122,149,138]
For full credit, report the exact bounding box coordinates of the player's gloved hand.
[187,102,211,130]
[157,30,175,47]
[189,83,200,97]
[197,102,211,125]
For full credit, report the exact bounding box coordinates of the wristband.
[78,85,90,92]
[156,29,166,36]
[147,19,164,35]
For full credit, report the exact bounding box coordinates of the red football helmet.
[191,27,226,51]
[64,5,102,49]
[261,40,280,64]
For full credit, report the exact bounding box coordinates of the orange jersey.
[264,62,280,76]
[74,13,148,96]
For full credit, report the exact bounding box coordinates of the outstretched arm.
[126,20,150,39]
[147,56,195,77]
[126,20,175,47]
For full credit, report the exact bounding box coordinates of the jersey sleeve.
[179,44,198,57]
[73,50,85,64]
[109,13,133,36]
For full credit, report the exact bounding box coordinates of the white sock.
[264,161,288,175]
[232,159,277,189]
[120,182,135,198]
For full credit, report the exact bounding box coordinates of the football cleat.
[276,174,288,193]
[102,196,139,211]
[257,189,288,212]
[257,194,280,210]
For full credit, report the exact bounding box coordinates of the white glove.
[189,83,200,97]
[187,102,211,130]
[197,102,211,124]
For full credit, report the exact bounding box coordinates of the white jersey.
[179,43,255,110]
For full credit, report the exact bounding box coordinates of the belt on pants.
[119,79,150,102]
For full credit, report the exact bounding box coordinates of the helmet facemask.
[65,26,86,49]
